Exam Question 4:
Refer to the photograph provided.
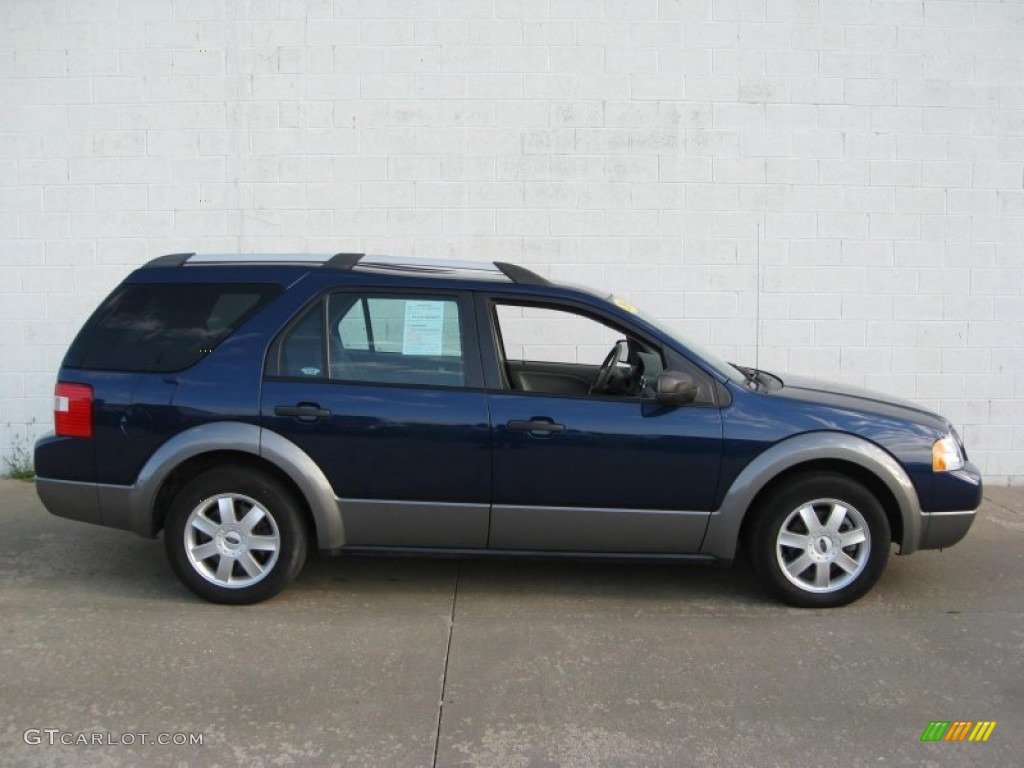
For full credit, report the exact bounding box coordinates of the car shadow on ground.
[5,516,777,609]
[297,549,770,610]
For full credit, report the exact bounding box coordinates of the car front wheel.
[749,473,891,608]
[164,465,308,604]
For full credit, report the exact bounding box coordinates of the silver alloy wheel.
[775,497,871,594]
[183,493,281,589]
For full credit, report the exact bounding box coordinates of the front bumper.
[919,510,977,550]
[915,462,982,551]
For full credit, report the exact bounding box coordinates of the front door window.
[492,302,666,399]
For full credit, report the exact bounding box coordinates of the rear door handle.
[507,418,565,435]
[274,403,331,421]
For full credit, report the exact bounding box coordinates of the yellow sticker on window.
[611,296,639,315]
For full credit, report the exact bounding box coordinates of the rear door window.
[330,294,465,387]
[64,282,281,372]
[337,297,463,358]
[266,292,468,388]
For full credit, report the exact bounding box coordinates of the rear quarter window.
[64,282,282,372]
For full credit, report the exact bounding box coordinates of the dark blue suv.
[34,253,982,607]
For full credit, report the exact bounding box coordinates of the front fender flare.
[700,431,921,561]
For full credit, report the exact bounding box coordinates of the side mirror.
[656,371,698,406]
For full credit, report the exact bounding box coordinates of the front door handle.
[274,403,331,421]
[507,418,565,435]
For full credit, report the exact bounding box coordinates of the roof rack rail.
[143,253,195,268]
[494,261,549,286]
[324,252,364,270]
[140,252,550,286]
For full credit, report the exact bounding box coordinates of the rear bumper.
[36,477,139,534]
[36,477,101,525]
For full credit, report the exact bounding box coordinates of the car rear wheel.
[164,465,308,604]
[749,473,890,608]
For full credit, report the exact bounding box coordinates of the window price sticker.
[402,300,446,356]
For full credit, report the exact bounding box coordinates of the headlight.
[932,434,964,472]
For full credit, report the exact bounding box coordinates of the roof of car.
[142,252,550,286]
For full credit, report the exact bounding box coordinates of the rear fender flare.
[127,422,344,548]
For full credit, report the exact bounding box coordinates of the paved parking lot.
[1,478,1021,767]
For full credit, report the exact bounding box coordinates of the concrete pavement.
[0,478,1021,767]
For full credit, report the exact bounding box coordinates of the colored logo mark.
[920,721,997,742]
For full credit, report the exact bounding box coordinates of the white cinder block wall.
[1,0,1022,482]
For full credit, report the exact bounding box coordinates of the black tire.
[748,472,890,608]
[164,465,308,605]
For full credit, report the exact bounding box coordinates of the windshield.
[607,295,748,384]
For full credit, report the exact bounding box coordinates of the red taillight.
[54,382,93,438]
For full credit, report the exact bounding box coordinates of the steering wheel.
[591,340,626,394]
